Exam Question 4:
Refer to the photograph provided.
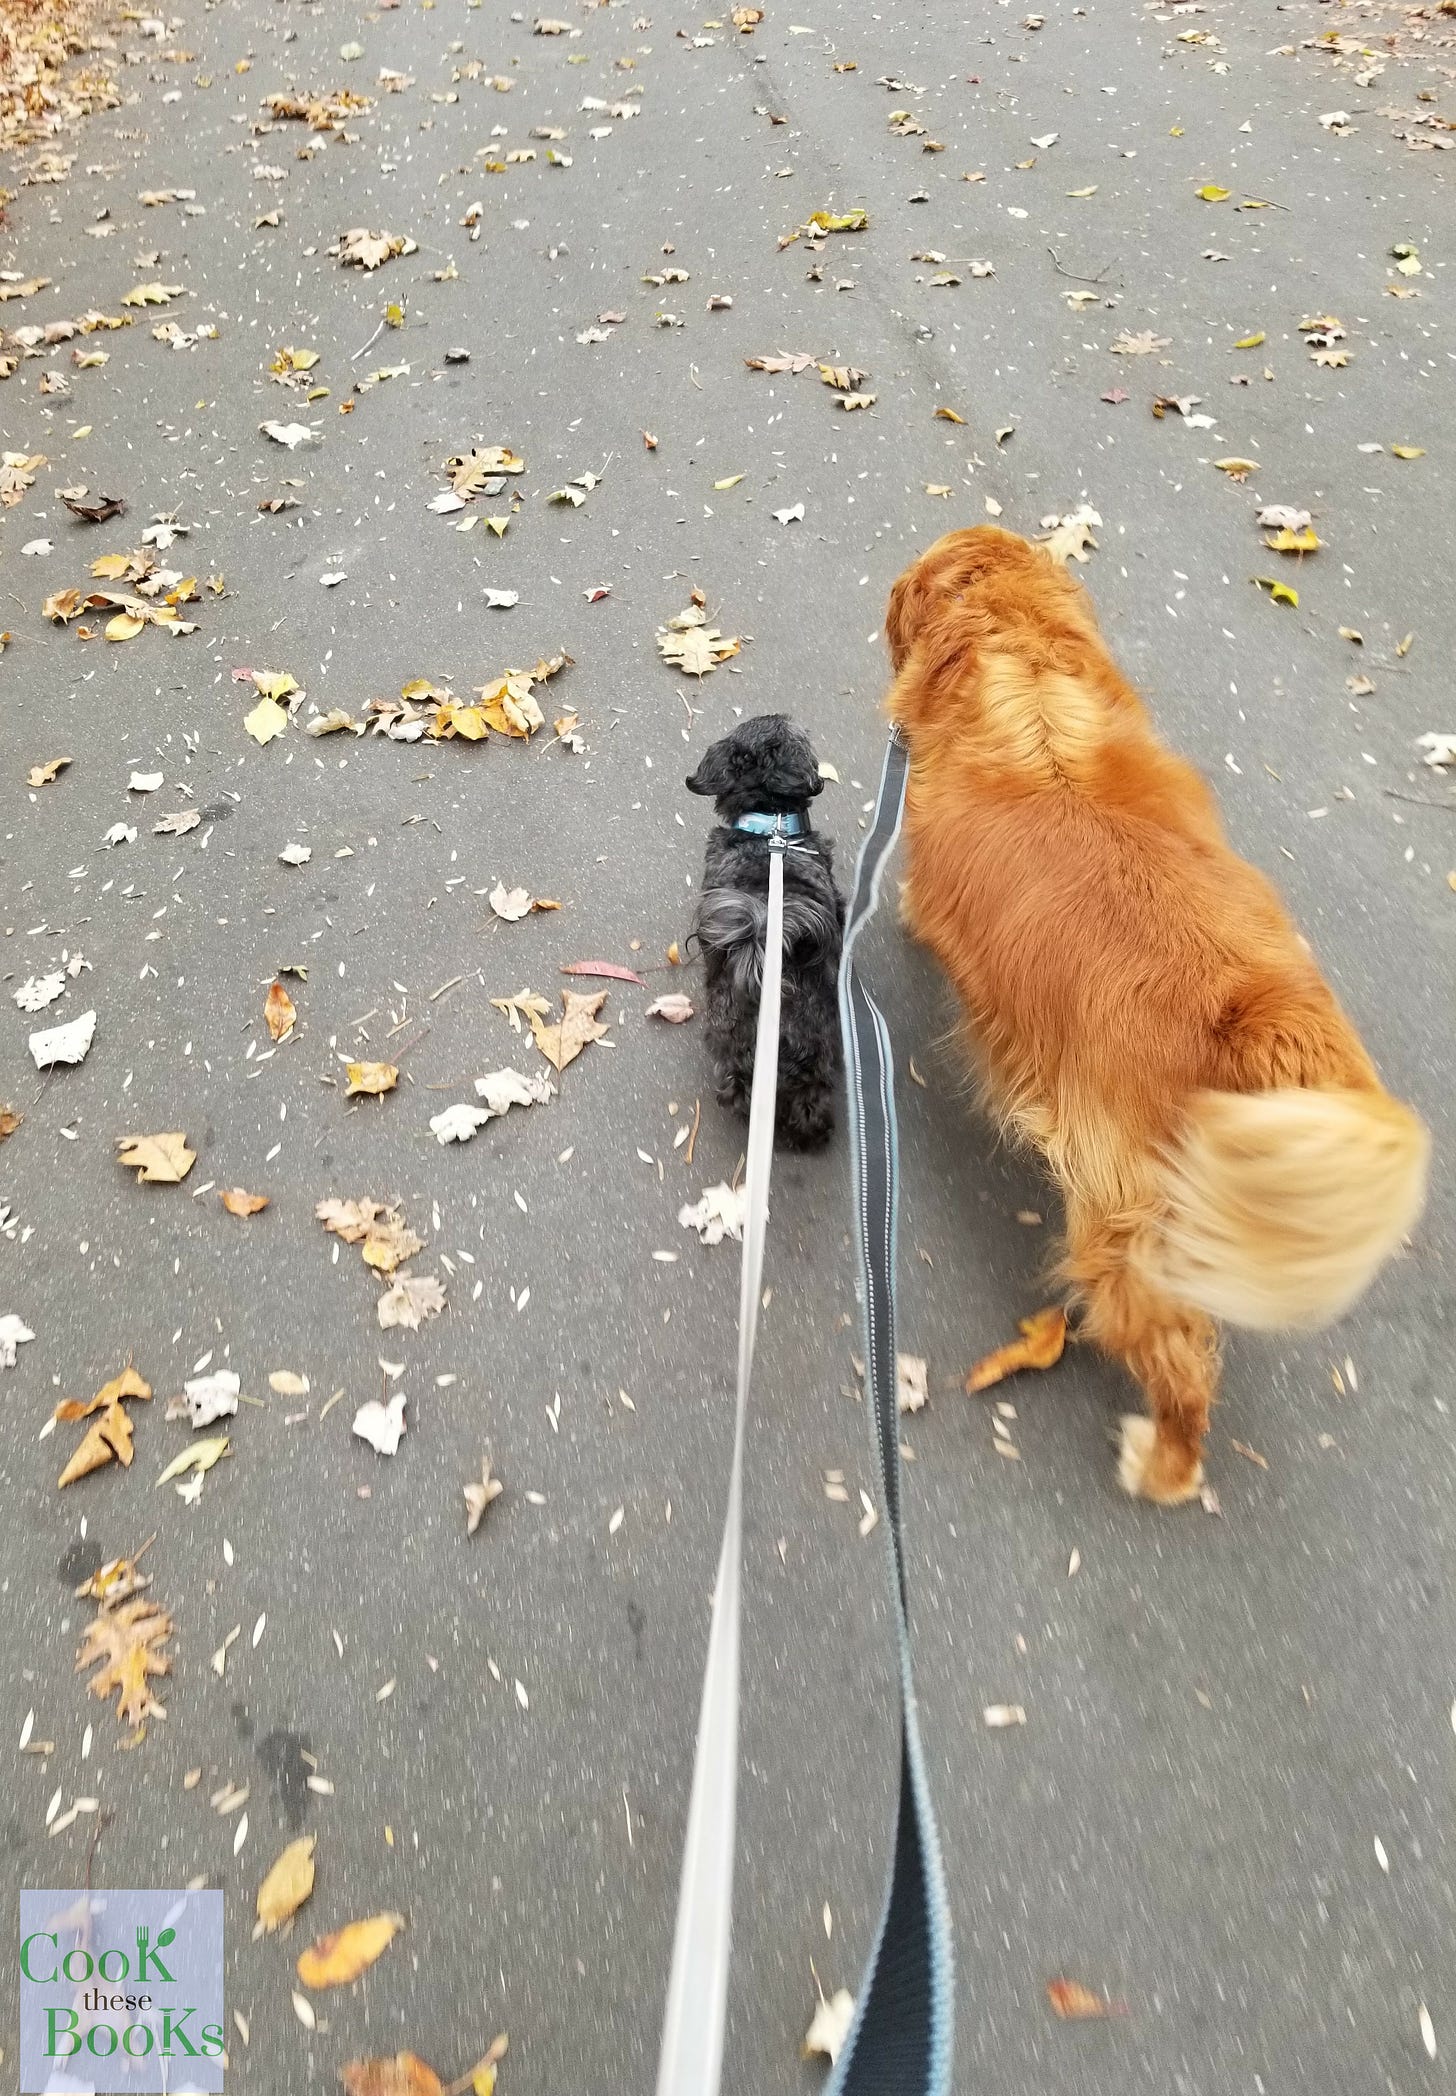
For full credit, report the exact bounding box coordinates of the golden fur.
[886,526,1429,1503]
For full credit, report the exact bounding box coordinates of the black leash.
[830,725,954,2094]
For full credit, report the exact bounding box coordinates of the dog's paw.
[1116,1414,1204,1506]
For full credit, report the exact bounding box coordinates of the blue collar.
[731,809,809,839]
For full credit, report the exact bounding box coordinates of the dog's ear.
[685,739,734,797]
[757,723,824,806]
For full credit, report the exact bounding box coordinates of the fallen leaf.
[1213,456,1259,480]
[298,1913,404,1989]
[116,1133,196,1185]
[1047,1979,1109,2019]
[122,281,185,307]
[530,988,608,1072]
[340,2057,443,2096]
[244,695,289,744]
[76,1596,172,1725]
[489,882,534,922]
[965,1306,1067,1392]
[155,1435,229,1489]
[1037,505,1101,565]
[377,1273,446,1331]
[646,993,695,1023]
[346,1061,398,1098]
[1195,183,1231,202]
[657,605,741,677]
[804,1988,856,2065]
[678,1181,746,1245]
[1109,329,1170,357]
[1253,576,1298,607]
[897,1354,929,1414]
[260,420,318,449]
[265,981,297,1041]
[353,1394,408,1455]
[465,1456,505,1535]
[1391,444,1425,460]
[256,1835,317,1935]
[27,755,72,786]
[221,1188,270,1218]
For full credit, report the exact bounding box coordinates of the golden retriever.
[886,526,1428,1503]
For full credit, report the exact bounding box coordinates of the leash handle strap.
[830,724,955,2095]
[655,840,786,2096]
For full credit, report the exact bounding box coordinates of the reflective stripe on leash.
[655,837,785,2096]
[656,730,952,2093]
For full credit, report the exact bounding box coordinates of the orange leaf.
[965,1306,1067,1393]
[221,1187,270,1217]
[265,980,297,1040]
[59,1399,135,1485]
[1047,1979,1109,2019]
[296,1912,403,1989]
[341,2058,443,2096]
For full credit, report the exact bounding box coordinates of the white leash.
[655,838,786,2096]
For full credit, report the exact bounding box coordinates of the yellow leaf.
[155,1436,229,1489]
[115,1132,196,1184]
[1195,183,1231,202]
[252,670,299,702]
[1264,527,1320,554]
[121,281,185,307]
[244,695,288,744]
[346,1061,398,1097]
[28,755,72,786]
[807,207,869,232]
[1065,184,1098,198]
[256,1835,317,1933]
[1390,444,1425,460]
[1395,632,1413,658]
[485,516,509,538]
[713,473,744,490]
[933,405,965,424]
[91,552,135,580]
[1253,576,1298,607]
[1234,331,1265,349]
[1212,457,1259,479]
[296,1912,404,1990]
[106,611,146,642]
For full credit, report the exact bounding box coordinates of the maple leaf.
[1109,329,1170,357]
[446,445,525,494]
[965,1306,1068,1392]
[115,1132,196,1184]
[377,1272,446,1331]
[336,228,415,270]
[121,281,185,307]
[529,989,609,1072]
[76,1595,173,1724]
[657,606,741,677]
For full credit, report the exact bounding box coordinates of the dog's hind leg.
[1064,1207,1220,1506]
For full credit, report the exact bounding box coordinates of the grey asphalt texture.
[2,0,1454,2090]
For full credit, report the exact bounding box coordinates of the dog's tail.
[690,885,839,998]
[1137,1085,1429,1330]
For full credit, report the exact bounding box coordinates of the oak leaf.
[76,1596,172,1724]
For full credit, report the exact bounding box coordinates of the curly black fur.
[686,714,845,1150]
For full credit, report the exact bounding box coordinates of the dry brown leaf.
[265,980,297,1040]
[340,2057,443,2096]
[530,989,608,1072]
[464,1456,504,1535]
[0,1105,21,1141]
[221,1188,270,1217]
[296,1912,403,1990]
[59,1399,136,1486]
[256,1834,317,1934]
[965,1306,1068,1392]
[1047,1979,1109,2019]
[346,1061,399,1097]
[317,1198,425,1274]
[116,1132,196,1184]
[315,1196,385,1241]
[28,755,72,786]
[76,1595,172,1725]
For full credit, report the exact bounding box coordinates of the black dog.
[686,714,845,1150]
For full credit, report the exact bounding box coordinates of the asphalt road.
[2,1,1453,2091]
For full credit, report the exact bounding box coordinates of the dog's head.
[885,525,1059,672]
[685,713,825,820]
